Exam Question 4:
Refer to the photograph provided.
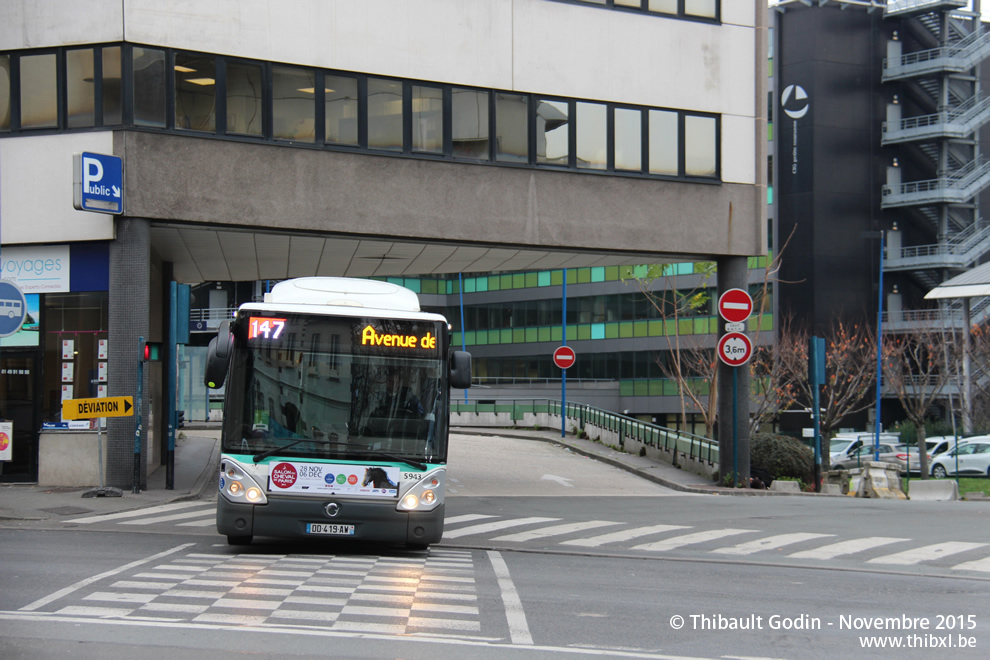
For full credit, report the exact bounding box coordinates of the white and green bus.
[205,277,471,548]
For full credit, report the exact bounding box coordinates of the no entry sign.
[717,288,753,324]
[717,332,753,367]
[553,345,576,370]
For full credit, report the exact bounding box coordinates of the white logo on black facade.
[781,84,809,120]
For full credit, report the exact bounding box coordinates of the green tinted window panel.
[475,330,488,344]
[680,263,696,275]
[620,265,635,279]
[488,276,500,291]
[501,275,513,289]
[605,323,619,339]
[476,277,488,292]
[664,320,678,336]
[663,379,679,396]
[551,270,564,286]
[591,267,605,282]
[708,317,718,334]
[446,280,454,294]
[512,273,525,289]
[464,278,477,293]
[578,325,591,341]
[648,380,663,396]
[405,279,421,293]
[678,319,693,335]
[486,330,499,345]
[465,331,476,346]
[648,320,663,336]
[538,327,551,342]
[551,326,562,342]
[566,269,578,284]
[525,272,538,288]
[634,321,648,337]
[421,279,438,294]
[605,266,619,281]
[501,329,513,343]
[577,268,591,284]
[512,329,525,343]
[591,323,605,340]
[634,380,649,396]
[538,271,551,287]
[452,332,463,346]
[387,277,403,286]
[565,326,576,342]
[525,327,538,342]
[693,318,708,334]
[633,265,648,279]
[620,381,635,396]
[619,322,634,338]
[450,280,460,294]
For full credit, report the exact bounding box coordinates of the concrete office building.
[0,1,766,485]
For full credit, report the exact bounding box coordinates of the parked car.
[829,433,901,464]
[930,439,990,479]
[924,436,957,457]
[831,443,901,471]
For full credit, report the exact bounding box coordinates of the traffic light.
[142,342,162,361]
[176,410,185,429]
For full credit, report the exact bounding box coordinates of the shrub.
[750,432,814,483]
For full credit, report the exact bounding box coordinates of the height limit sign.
[718,332,752,367]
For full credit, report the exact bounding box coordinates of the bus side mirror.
[449,350,472,389]
[204,320,233,389]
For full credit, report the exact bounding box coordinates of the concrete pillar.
[716,256,751,487]
[107,218,151,489]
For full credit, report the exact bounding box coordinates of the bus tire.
[227,535,253,546]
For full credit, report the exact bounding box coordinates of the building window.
[412,84,444,154]
[496,92,529,163]
[685,114,716,177]
[577,102,607,170]
[649,109,678,175]
[452,88,489,160]
[614,107,643,172]
[20,53,57,129]
[42,292,109,426]
[175,53,216,132]
[367,77,403,151]
[226,61,263,136]
[102,47,122,126]
[0,55,9,131]
[273,65,315,142]
[562,0,719,20]
[133,47,166,127]
[66,48,95,128]
[537,98,570,166]
[325,74,358,146]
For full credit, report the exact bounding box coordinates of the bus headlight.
[219,459,268,505]
[396,468,444,512]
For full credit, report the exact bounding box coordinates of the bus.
[204,277,471,548]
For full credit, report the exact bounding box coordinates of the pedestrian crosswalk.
[65,504,990,574]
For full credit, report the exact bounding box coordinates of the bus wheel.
[227,535,253,546]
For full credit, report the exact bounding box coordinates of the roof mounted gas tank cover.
[262,277,421,312]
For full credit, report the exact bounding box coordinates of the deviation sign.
[62,396,134,420]
[717,332,753,367]
[553,345,576,370]
[717,288,753,324]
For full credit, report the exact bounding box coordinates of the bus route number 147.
[248,317,287,341]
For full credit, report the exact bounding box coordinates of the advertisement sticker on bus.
[267,461,400,497]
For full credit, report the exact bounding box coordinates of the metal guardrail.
[451,397,719,465]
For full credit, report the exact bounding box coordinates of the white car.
[930,439,990,479]
[829,434,901,464]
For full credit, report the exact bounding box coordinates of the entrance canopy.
[925,262,990,300]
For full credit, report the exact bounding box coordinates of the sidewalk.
[0,427,221,522]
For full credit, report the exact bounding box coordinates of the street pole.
[874,230,885,461]
[561,268,567,439]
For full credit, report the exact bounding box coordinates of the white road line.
[65,502,210,524]
[442,517,560,539]
[19,543,194,612]
[787,536,908,560]
[444,514,497,525]
[488,550,533,645]
[559,524,690,548]
[711,533,834,556]
[491,520,621,542]
[952,556,990,573]
[632,528,756,552]
[867,541,988,566]
[177,517,218,527]
[119,507,216,525]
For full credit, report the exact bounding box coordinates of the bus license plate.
[306,523,355,536]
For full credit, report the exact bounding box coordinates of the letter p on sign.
[83,156,103,191]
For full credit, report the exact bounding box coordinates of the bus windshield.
[221,312,449,465]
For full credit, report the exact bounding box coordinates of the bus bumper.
[217,495,445,546]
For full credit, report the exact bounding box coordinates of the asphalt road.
[2,432,989,659]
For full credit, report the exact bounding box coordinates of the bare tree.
[882,327,955,478]
[966,323,990,431]
[777,318,878,471]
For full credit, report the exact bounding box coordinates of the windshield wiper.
[253,437,333,463]
[324,441,428,471]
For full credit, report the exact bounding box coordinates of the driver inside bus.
[380,370,424,419]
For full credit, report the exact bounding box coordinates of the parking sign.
[73,152,124,214]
